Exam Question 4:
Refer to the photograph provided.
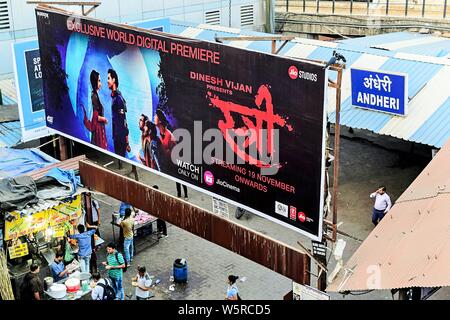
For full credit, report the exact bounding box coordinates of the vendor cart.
[111,211,159,251]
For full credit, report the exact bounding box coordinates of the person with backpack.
[91,272,115,301]
[102,242,126,300]
[225,275,241,300]
[20,264,43,300]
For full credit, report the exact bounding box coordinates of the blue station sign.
[350,68,408,116]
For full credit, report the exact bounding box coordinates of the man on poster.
[108,69,130,157]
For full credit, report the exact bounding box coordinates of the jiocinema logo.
[171,122,281,176]
[204,171,215,186]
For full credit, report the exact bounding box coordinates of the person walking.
[370,185,392,226]
[153,185,168,238]
[86,196,101,274]
[225,275,241,300]
[103,243,126,300]
[120,208,135,266]
[20,264,43,300]
[132,266,153,300]
[68,223,98,273]
[91,272,115,300]
[89,196,101,236]
[176,182,188,199]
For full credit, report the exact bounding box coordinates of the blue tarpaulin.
[38,168,81,198]
[0,148,58,179]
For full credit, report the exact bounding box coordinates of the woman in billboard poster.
[142,119,161,171]
[82,70,108,149]
[154,108,176,168]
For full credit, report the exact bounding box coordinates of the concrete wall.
[276,12,450,38]
[0,0,266,77]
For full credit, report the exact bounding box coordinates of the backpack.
[97,279,115,301]
[19,275,32,300]
[115,251,127,273]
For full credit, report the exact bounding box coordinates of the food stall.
[2,193,103,299]
[3,195,83,297]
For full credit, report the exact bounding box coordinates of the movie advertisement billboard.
[36,8,327,240]
[12,39,52,142]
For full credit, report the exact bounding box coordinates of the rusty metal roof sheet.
[28,155,86,180]
[327,138,450,292]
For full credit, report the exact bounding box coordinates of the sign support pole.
[318,64,344,291]
[58,136,68,161]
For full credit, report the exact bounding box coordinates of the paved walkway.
[87,134,449,300]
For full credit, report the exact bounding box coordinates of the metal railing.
[280,0,449,18]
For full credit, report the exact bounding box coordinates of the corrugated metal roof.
[327,138,450,292]
[339,32,450,58]
[29,155,86,180]
[409,97,450,147]
[338,32,429,48]
[0,78,17,105]
[3,24,449,149]
[0,121,21,147]
[168,23,450,148]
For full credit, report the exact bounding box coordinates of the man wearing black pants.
[176,182,188,199]
[153,185,168,238]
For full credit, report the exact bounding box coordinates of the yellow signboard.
[52,224,65,238]
[49,196,82,226]
[8,243,29,259]
[5,195,82,240]
[4,210,48,240]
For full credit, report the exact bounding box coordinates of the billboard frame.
[36,5,328,241]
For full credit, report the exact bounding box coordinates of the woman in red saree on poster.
[82,70,108,149]
[154,108,176,161]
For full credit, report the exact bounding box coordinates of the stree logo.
[204,171,215,186]
[289,206,297,220]
[288,65,318,82]
[275,201,288,217]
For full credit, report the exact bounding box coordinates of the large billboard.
[11,19,169,143]
[36,8,327,240]
[12,40,52,142]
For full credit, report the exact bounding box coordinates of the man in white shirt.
[132,266,153,300]
[370,185,392,226]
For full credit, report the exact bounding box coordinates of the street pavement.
[87,131,449,300]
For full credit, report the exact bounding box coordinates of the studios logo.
[288,65,318,82]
